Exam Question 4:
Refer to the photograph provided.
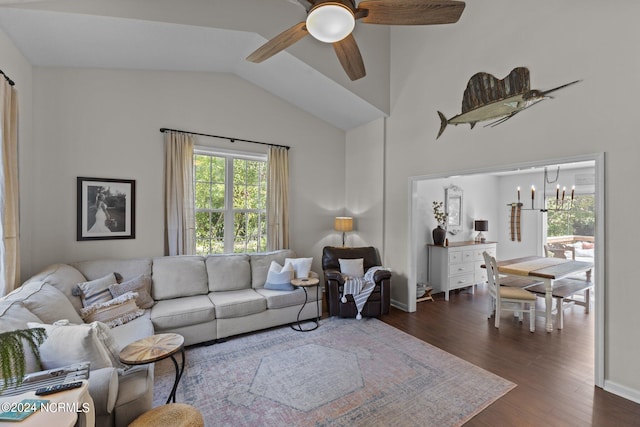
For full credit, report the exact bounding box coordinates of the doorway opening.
[408,153,604,388]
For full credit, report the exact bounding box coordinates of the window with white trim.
[194,148,267,255]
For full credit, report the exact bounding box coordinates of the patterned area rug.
[153,318,515,426]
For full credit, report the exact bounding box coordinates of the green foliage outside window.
[546,194,595,237]
[194,153,267,255]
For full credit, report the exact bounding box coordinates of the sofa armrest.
[88,367,119,416]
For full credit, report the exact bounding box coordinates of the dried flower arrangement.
[432,201,448,227]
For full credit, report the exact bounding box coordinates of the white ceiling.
[0,4,386,130]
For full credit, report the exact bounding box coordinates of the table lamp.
[334,217,353,247]
[474,220,488,243]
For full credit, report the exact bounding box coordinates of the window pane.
[547,194,595,237]
[194,155,212,182]
[195,182,210,209]
[195,211,224,255]
[233,211,266,253]
[211,183,225,209]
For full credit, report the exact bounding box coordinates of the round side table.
[119,333,185,404]
[290,277,320,332]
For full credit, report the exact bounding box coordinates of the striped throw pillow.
[76,273,118,307]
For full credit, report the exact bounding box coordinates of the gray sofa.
[0,249,320,427]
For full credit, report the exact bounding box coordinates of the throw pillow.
[339,258,364,278]
[284,257,313,279]
[80,292,145,328]
[27,320,127,371]
[13,281,84,325]
[109,275,155,309]
[75,273,119,308]
[264,261,295,291]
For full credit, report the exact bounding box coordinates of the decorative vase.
[432,226,446,246]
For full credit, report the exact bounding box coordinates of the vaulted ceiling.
[0,0,391,130]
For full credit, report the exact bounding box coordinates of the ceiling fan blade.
[358,0,465,25]
[333,34,366,81]
[246,22,308,63]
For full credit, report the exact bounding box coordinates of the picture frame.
[77,177,136,241]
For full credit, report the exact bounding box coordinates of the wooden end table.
[290,277,320,332]
[119,333,185,404]
[0,380,94,427]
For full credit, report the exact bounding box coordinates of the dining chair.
[483,251,537,332]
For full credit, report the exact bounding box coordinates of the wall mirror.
[445,185,463,235]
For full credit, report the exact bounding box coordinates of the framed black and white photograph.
[77,177,136,241]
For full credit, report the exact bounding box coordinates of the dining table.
[495,256,593,332]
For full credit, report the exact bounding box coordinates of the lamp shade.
[306,3,355,43]
[474,220,489,232]
[334,216,353,232]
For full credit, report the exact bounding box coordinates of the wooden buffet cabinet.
[427,241,497,301]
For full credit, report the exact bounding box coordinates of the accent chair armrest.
[323,269,344,284]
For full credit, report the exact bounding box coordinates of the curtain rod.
[0,69,15,86]
[159,127,290,150]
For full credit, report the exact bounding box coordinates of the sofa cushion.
[249,250,296,289]
[0,300,42,332]
[150,295,215,330]
[28,320,126,371]
[109,275,155,309]
[205,254,251,292]
[23,264,87,313]
[152,256,208,300]
[6,281,83,324]
[0,300,43,373]
[76,273,118,307]
[208,289,266,319]
[109,311,154,348]
[254,288,311,309]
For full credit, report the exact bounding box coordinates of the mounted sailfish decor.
[437,67,580,139]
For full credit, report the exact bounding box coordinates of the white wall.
[414,174,499,288]
[344,118,385,252]
[26,67,345,276]
[378,0,640,401]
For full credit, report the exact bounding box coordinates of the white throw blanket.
[341,266,388,319]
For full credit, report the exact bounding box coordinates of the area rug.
[152,318,515,426]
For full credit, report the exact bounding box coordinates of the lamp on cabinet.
[474,220,488,243]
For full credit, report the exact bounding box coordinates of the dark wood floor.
[376,285,640,426]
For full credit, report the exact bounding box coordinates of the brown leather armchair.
[322,246,391,318]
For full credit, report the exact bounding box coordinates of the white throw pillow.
[264,261,295,291]
[284,257,313,279]
[339,258,364,278]
[27,320,126,371]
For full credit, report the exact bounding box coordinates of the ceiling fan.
[246,0,466,81]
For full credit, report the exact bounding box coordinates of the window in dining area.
[545,194,595,261]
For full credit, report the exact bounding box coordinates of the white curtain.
[163,131,195,255]
[267,146,289,251]
[0,79,20,296]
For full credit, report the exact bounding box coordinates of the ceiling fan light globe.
[306,3,355,43]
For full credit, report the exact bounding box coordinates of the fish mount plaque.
[437,67,580,139]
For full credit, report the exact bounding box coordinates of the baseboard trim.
[391,299,408,312]
[604,380,640,404]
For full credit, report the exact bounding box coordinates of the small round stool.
[129,403,204,427]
